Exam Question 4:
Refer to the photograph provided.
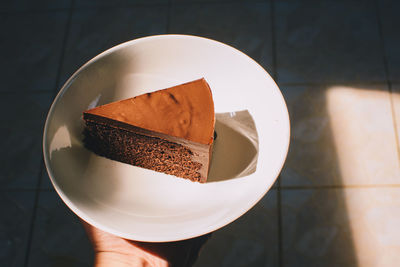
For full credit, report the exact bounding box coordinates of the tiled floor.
[1,0,400,266]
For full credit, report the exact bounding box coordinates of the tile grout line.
[36,159,45,190]
[270,0,278,82]
[171,0,269,6]
[0,188,41,192]
[38,188,56,192]
[270,0,283,266]
[70,2,170,12]
[0,89,55,95]
[374,0,392,93]
[166,0,172,33]
[0,7,70,15]
[0,0,269,14]
[23,160,44,267]
[52,0,75,96]
[0,1,170,14]
[374,0,400,165]
[277,80,390,87]
[276,177,283,267]
[281,184,400,190]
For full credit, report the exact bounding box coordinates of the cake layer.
[83,120,209,182]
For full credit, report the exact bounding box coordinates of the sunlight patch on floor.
[326,86,400,266]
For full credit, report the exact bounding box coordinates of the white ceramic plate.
[43,35,290,242]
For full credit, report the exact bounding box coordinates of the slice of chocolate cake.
[83,78,215,182]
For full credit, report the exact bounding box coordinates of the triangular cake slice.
[83,78,215,182]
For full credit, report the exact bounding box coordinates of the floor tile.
[0,0,71,12]
[0,93,53,189]
[280,83,400,186]
[282,187,400,267]
[59,6,167,88]
[170,2,274,74]
[0,12,68,92]
[379,0,400,83]
[27,191,93,267]
[0,191,35,267]
[193,190,278,267]
[74,0,167,8]
[275,0,386,83]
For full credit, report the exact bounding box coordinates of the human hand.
[82,221,210,267]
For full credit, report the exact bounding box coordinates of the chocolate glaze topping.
[84,78,215,145]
